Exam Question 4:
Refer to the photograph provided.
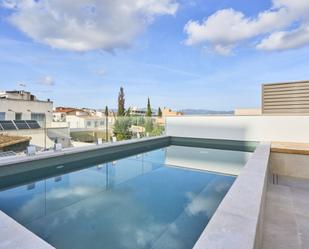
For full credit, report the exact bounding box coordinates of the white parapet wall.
[166,116,309,143]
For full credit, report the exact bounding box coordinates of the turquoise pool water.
[0,145,249,249]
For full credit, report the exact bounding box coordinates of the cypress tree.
[104,106,109,117]
[158,107,162,117]
[146,97,152,117]
[117,86,125,116]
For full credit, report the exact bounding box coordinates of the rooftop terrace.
[1,110,309,249]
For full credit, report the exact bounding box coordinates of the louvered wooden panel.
[262,81,309,115]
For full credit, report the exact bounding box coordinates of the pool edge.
[0,136,263,249]
[193,142,270,249]
[0,210,55,249]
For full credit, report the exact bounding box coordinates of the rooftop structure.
[54,106,79,113]
[235,80,309,116]
[0,134,30,152]
[0,90,37,101]
[262,80,309,115]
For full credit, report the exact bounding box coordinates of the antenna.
[18,82,26,88]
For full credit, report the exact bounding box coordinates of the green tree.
[113,118,132,140]
[117,86,125,116]
[158,107,162,117]
[144,118,154,133]
[150,123,165,136]
[125,107,131,117]
[146,97,152,117]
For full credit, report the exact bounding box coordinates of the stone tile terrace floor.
[262,178,309,249]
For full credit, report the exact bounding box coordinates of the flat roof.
[0,98,53,104]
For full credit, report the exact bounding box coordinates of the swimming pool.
[0,144,251,249]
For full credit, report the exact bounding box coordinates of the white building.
[130,106,146,116]
[66,115,107,129]
[0,90,53,126]
[0,90,71,149]
[53,112,67,122]
[53,107,114,130]
[52,106,116,143]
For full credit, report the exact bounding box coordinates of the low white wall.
[166,116,309,143]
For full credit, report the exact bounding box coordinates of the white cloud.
[184,0,309,54]
[2,0,178,52]
[257,26,309,51]
[38,75,55,86]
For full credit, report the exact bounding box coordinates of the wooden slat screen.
[262,81,309,115]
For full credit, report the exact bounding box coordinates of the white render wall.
[166,116,309,143]
[66,115,107,129]
[66,115,85,129]
[0,98,53,124]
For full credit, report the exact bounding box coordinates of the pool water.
[0,145,250,249]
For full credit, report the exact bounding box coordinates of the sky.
[0,0,309,110]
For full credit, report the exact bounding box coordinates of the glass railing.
[0,116,165,156]
[109,116,165,142]
[67,116,165,145]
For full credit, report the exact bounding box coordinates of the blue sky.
[0,0,309,110]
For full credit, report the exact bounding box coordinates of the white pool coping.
[193,142,271,249]
[0,136,169,167]
[0,211,55,249]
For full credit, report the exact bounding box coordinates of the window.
[87,121,91,127]
[0,112,5,120]
[15,112,22,120]
[94,121,98,127]
[100,121,104,126]
[31,113,45,126]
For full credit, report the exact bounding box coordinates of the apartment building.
[0,90,53,126]
[66,115,107,129]
[54,107,112,129]
[0,90,71,149]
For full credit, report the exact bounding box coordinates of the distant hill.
[180,109,234,115]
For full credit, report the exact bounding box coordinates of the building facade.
[66,115,107,129]
[0,90,53,126]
